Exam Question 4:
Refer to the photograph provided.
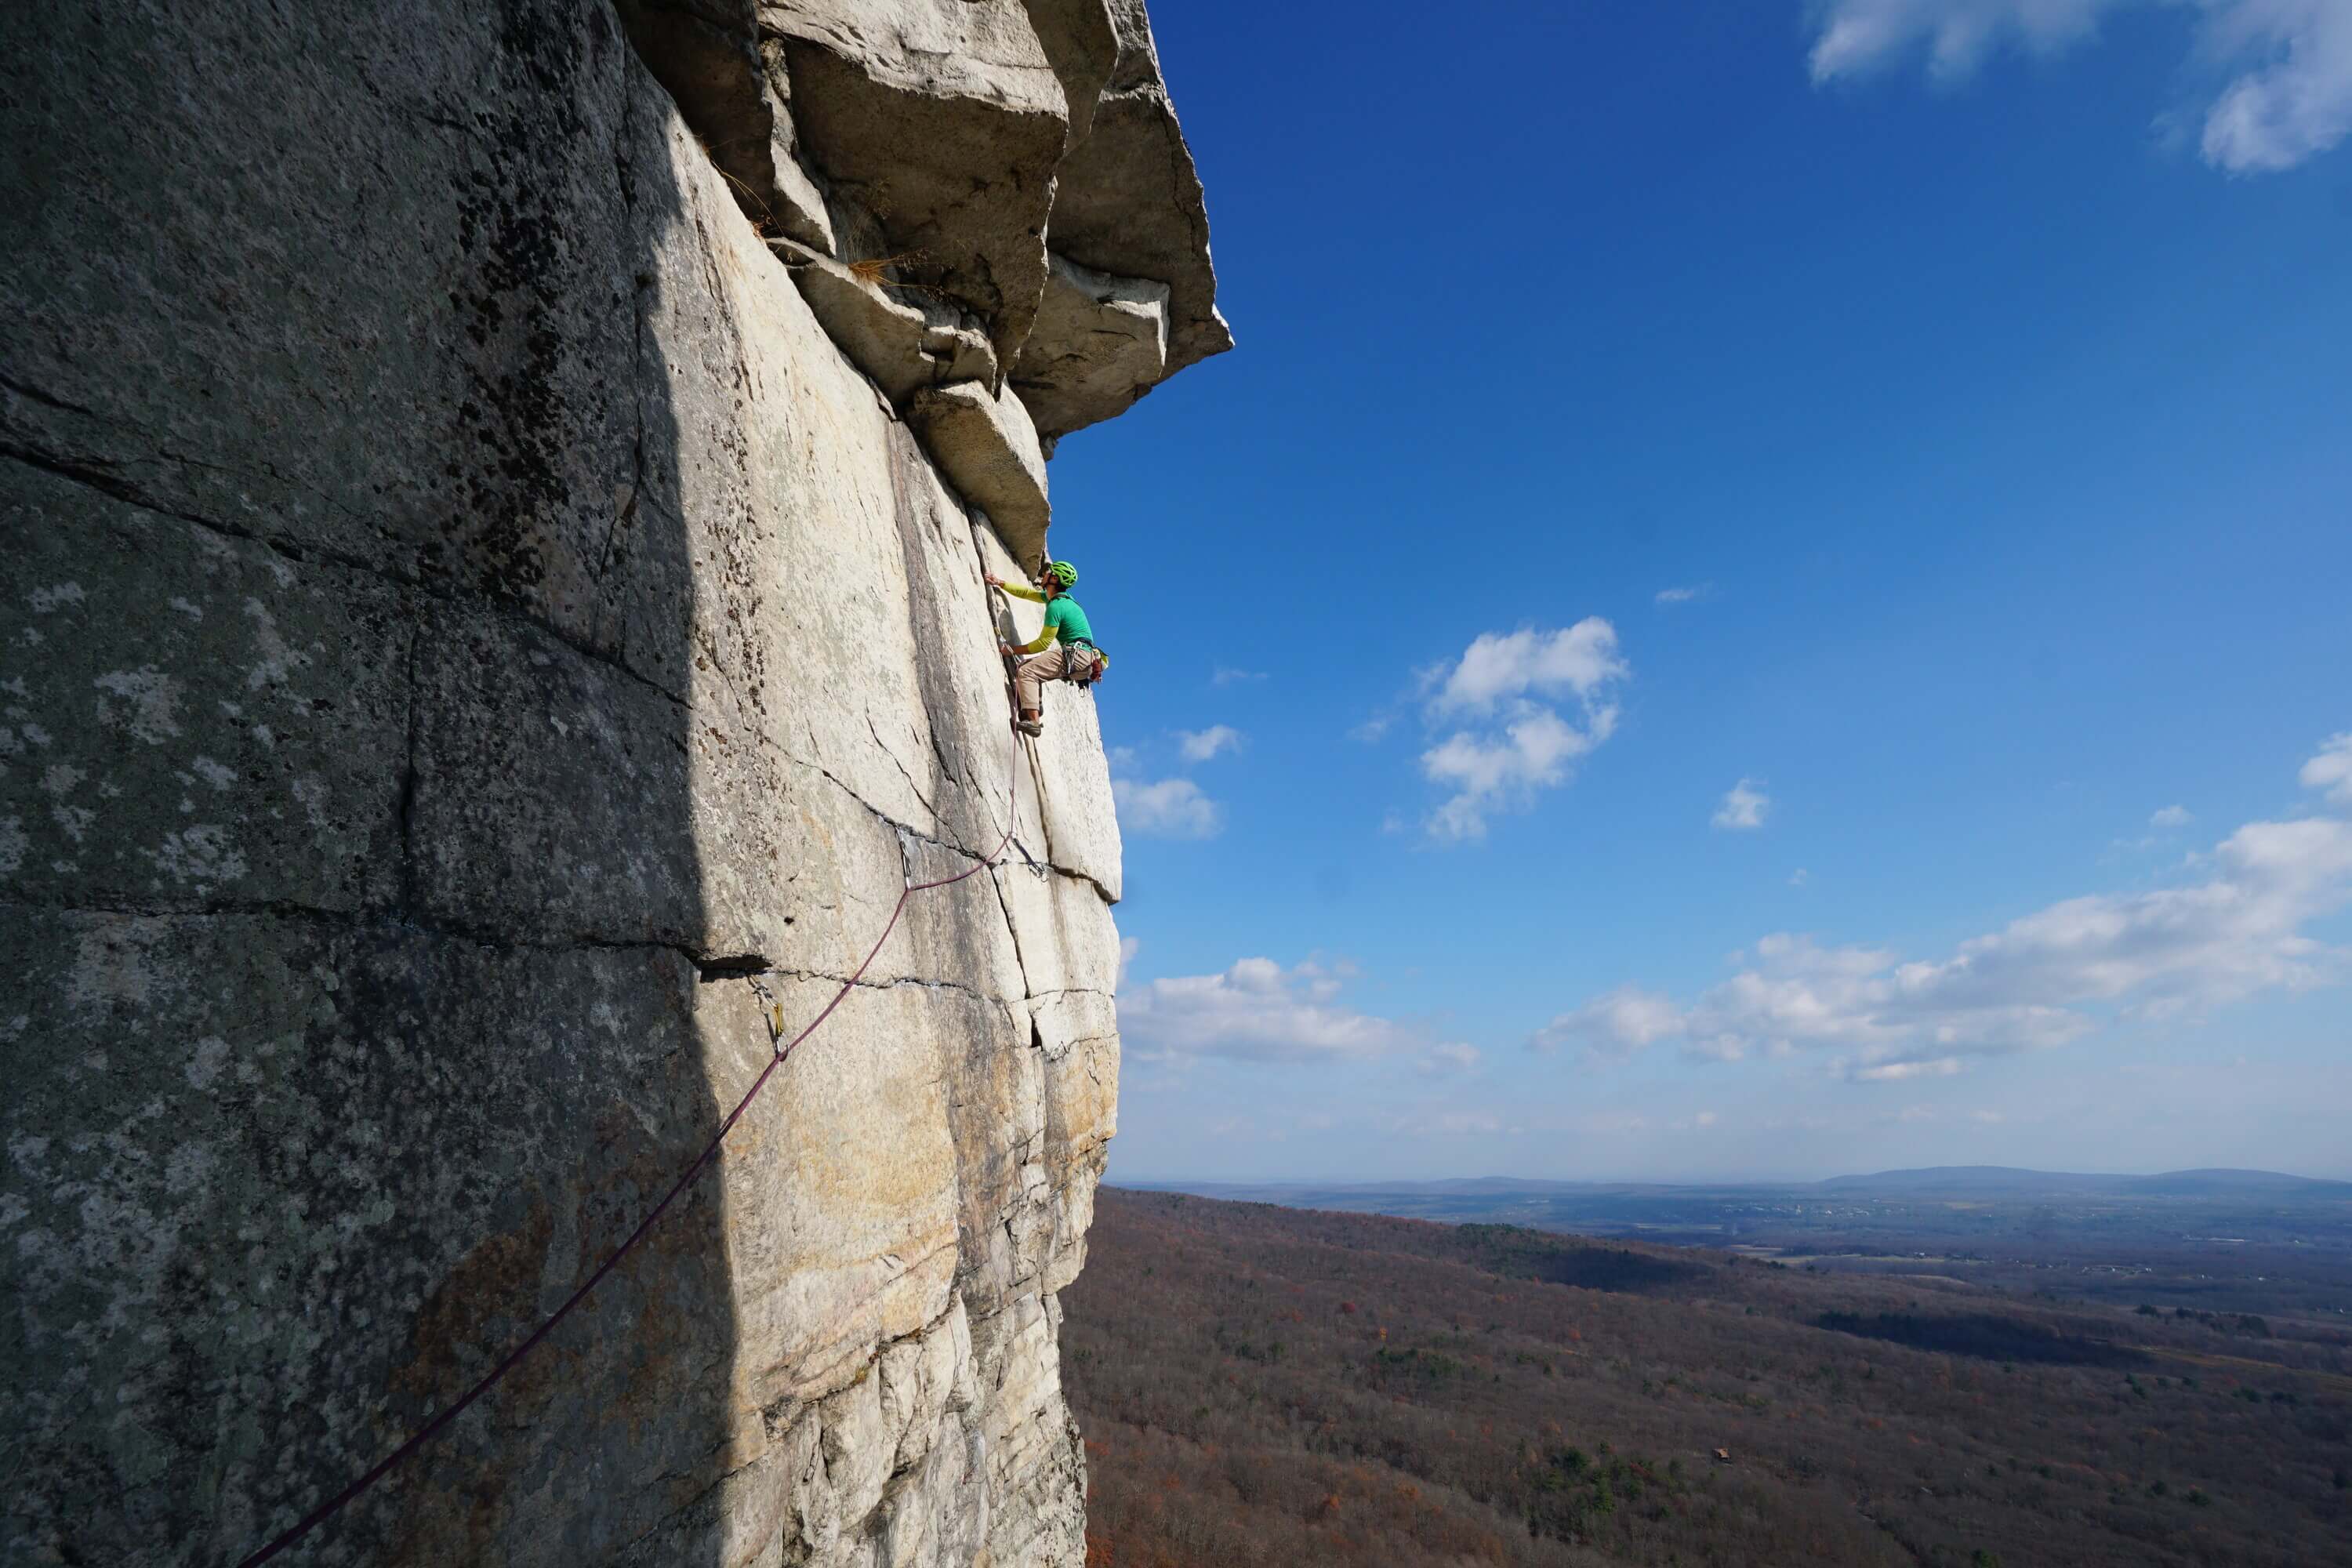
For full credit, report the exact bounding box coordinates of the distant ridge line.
[1123,1165,2352,1195]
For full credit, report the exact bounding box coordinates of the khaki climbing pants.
[1014,644,1099,712]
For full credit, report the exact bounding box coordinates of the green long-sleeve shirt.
[1000,581,1094,655]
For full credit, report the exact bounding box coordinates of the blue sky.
[1041,0,2352,1183]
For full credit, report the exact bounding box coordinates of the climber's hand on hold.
[998,642,1014,658]
[983,572,1002,588]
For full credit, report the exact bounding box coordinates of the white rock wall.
[0,2,1170,1563]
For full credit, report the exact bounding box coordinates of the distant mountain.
[1817,1166,2115,1193]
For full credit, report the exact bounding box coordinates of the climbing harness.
[236,629,1032,1566]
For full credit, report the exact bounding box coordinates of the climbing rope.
[238,684,1029,1566]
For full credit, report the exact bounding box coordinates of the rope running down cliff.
[238,669,1034,1566]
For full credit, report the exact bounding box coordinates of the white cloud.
[2116,802,2197,852]
[1109,743,1225,837]
[1423,703,1617,841]
[1425,621,1628,717]
[1552,742,2352,1081]
[2198,0,2352,171]
[1111,776,1223,838]
[1530,984,1685,1058]
[1809,0,2125,82]
[1791,867,1812,886]
[1713,778,1772,831]
[1416,620,1628,840]
[1118,957,1417,1065]
[2303,731,2352,804]
[1350,713,1394,744]
[1212,666,1267,686]
[1655,583,1712,605]
[1175,724,1243,763]
[1116,936,1141,990]
[1807,0,2352,174]
[1418,1041,1484,1076]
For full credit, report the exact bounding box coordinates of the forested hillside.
[1064,1189,2351,1566]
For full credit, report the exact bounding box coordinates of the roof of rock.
[617,0,1230,555]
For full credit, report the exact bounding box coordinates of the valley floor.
[1063,1189,2350,1566]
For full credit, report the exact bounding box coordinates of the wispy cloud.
[1175,724,1244,762]
[1212,666,1267,687]
[2303,731,2352,804]
[2114,801,2198,854]
[1111,776,1223,838]
[1713,778,1772,831]
[1120,957,1414,1064]
[1418,1041,1484,1076]
[1109,739,1227,837]
[1416,620,1629,841]
[1530,984,1685,1058]
[1807,0,2352,174]
[1538,736,2352,1080]
[1655,583,1713,605]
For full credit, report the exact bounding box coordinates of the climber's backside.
[989,560,1105,736]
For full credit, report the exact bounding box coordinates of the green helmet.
[1045,560,1078,590]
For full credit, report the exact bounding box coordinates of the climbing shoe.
[1015,717,1044,737]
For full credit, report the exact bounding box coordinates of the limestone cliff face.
[0,2,1221,1563]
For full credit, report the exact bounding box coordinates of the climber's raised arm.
[985,571,1047,605]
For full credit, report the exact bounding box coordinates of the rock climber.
[986,559,1105,737]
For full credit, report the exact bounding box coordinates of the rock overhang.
[619,0,1230,565]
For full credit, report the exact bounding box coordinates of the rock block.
[767,0,1070,364]
[771,240,997,403]
[904,380,1053,567]
[1012,251,1173,439]
[1045,0,1232,383]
